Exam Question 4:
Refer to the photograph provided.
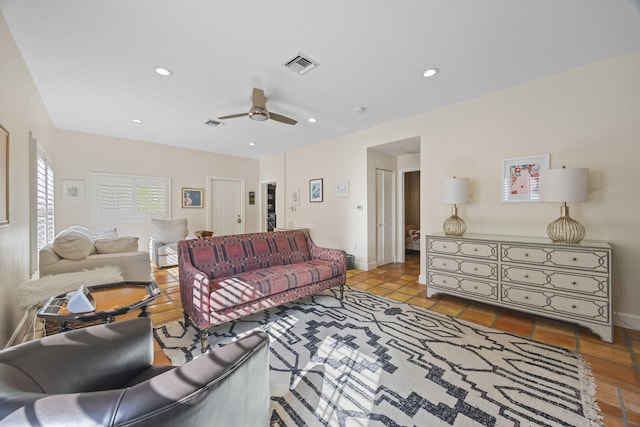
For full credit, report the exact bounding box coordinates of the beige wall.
[53,129,261,247]
[265,51,640,327]
[0,13,55,345]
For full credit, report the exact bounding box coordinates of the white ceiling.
[2,0,639,159]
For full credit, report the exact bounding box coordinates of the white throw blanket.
[17,266,123,309]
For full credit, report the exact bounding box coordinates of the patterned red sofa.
[178,229,346,351]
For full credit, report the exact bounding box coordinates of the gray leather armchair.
[0,318,270,426]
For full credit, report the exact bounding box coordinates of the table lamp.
[540,166,588,244]
[440,177,470,236]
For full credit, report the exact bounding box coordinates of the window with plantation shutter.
[92,173,170,220]
[36,145,55,252]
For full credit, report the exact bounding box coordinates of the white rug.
[154,288,601,426]
[17,266,123,309]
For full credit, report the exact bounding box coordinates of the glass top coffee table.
[37,281,161,333]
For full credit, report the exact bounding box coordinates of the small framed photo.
[309,178,323,203]
[335,180,349,197]
[291,189,300,206]
[502,154,550,202]
[62,179,85,200]
[182,188,203,208]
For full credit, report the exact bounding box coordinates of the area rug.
[154,288,600,426]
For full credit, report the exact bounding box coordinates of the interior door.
[376,169,395,266]
[209,177,244,236]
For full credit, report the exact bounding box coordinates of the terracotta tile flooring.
[146,253,640,426]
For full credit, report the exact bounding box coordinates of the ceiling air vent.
[283,53,319,75]
[205,119,224,127]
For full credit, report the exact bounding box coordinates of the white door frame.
[376,168,396,266]
[206,175,246,234]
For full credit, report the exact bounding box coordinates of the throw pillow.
[52,226,95,260]
[91,226,118,240]
[94,236,139,254]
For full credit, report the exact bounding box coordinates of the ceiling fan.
[218,87,297,125]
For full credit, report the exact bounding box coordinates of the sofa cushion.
[91,226,118,241]
[94,236,139,254]
[209,260,341,311]
[52,226,95,260]
[190,231,312,279]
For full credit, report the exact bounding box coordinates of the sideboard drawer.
[502,244,609,272]
[501,266,609,297]
[427,238,497,260]
[428,255,497,279]
[501,285,609,323]
[428,272,498,300]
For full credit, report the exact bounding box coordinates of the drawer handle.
[572,257,578,262]
[473,248,478,252]
[442,262,447,266]
[571,281,577,285]
[524,274,529,279]
[571,304,577,309]
[443,245,447,249]
[443,280,447,284]
[473,267,478,271]
[524,296,529,300]
[524,253,529,257]
[473,285,478,290]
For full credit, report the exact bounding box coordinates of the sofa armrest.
[112,330,270,426]
[178,241,213,329]
[306,237,347,266]
[0,318,153,394]
[149,238,165,266]
[39,244,61,269]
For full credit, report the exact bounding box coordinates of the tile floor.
[148,253,640,426]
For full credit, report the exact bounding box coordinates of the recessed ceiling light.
[355,107,366,113]
[131,118,143,124]
[154,66,173,76]
[308,117,317,123]
[422,68,439,78]
[249,142,256,146]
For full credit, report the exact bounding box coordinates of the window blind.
[92,173,170,220]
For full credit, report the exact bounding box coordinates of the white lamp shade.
[540,168,588,202]
[440,178,470,204]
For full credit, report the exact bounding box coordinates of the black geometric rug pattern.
[153,288,601,427]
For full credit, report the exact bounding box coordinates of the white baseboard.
[419,274,426,285]
[614,311,640,331]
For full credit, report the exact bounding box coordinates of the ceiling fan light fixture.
[249,109,269,121]
[308,117,317,123]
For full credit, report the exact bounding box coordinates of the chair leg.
[340,283,344,300]
[182,311,190,327]
[197,328,209,353]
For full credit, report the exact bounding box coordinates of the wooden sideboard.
[425,233,613,342]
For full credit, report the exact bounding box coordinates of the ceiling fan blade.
[218,113,249,119]
[252,88,267,109]
[269,112,297,125]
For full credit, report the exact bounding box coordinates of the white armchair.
[149,218,188,267]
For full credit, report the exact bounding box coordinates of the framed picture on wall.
[502,154,550,202]
[62,179,85,199]
[182,188,204,208]
[309,178,323,203]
